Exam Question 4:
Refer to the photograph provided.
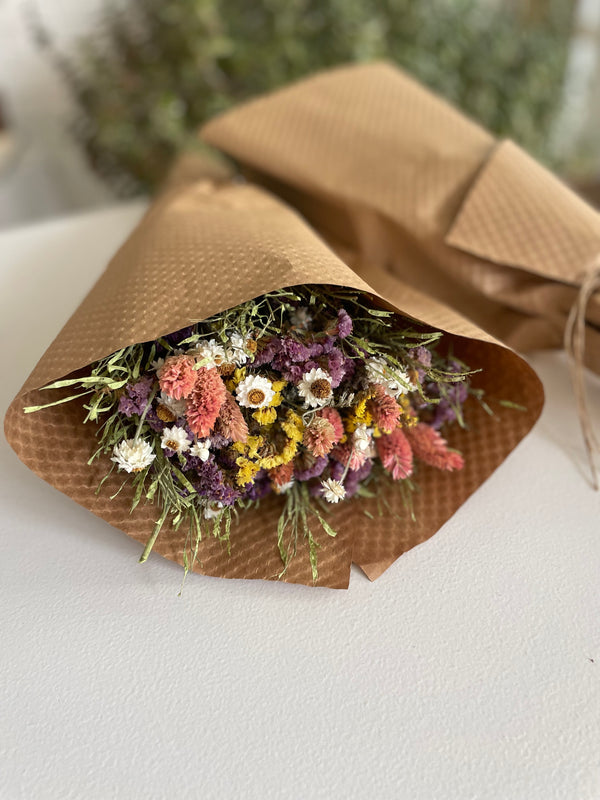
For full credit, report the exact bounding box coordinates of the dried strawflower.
[298,367,333,408]
[321,478,346,503]
[111,438,156,473]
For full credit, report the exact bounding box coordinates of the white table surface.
[1,204,599,800]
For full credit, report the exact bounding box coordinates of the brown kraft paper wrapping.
[201,61,600,373]
[4,68,548,588]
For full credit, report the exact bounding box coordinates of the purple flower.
[409,346,432,367]
[195,456,241,506]
[253,337,283,366]
[118,376,154,417]
[336,309,353,339]
[145,406,166,433]
[344,460,373,497]
[244,472,272,501]
[326,347,349,388]
[294,455,328,481]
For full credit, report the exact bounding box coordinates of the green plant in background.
[37,0,573,195]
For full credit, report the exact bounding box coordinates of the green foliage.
[61,0,572,194]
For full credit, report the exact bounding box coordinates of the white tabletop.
[1,204,599,800]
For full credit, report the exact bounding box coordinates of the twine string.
[564,255,600,491]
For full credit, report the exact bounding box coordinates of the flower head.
[303,416,337,458]
[376,428,414,480]
[190,439,211,462]
[214,391,249,443]
[191,339,228,369]
[203,502,224,520]
[321,478,346,504]
[111,438,155,473]
[236,374,275,409]
[297,367,332,408]
[227,331,251,366]
[336,308,353,339]
[405,423,464,471]
[352,423,373,453]
[118,377,154,417]
[160,425,191,454]
[269,461,295,491]
[158,355,198,400]
[365,357,415,397]
[367,384,401,432]
[186,367,227,437]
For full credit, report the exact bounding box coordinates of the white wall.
[0,0,117,229]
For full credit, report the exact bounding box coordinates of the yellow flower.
[232,435,263,458]
[281,410,304,442]
[225,367,247,393]
[272,379,287,393]
[253,406,278,425]
[345,392,374,432]
[259,438,298,470]
[235,456,260,487]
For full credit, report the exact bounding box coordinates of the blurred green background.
[39,0,585,196]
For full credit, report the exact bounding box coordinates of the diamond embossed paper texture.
[15,61,594,589]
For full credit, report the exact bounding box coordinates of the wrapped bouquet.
[23,285,482,583]
[6,62,568,588]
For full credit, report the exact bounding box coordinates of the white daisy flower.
[236,374,275,408]
[321,478,346,504]
[160,425,191,453]
[190,439,211,462]
[159,391,187,418]
[111,438,155,473]
[190,339,227,369]
[365,357,414,396]
[297,367,332,408]
[204,502,224,520]
[353,424,373,453]
[290,307,313,330]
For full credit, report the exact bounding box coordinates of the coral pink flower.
[214,391,248,444]
[303,416,337,458]
[367,384,401,432]
[158,355,198,400]
[405,423,464,471]
[186,367,226,437]
[376,428,413,480]
[269,461,294,488]
[331,441,368,471]
[316,407,344,442]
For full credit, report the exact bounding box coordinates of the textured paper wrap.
[202,61,600,373]
[4,64,551,588]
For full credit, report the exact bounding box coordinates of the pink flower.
[376,428,413,480]
[405,423,464,471]
[303,417,336,458]
[214,391,249,444]
[367,384,401,432]
[331,441,368,471]
[158,355,198,400]
[316,407,344,441]
[186,367,226,437]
